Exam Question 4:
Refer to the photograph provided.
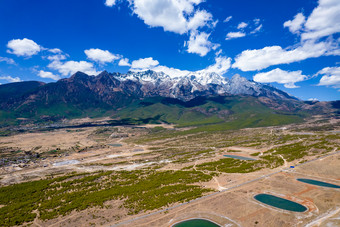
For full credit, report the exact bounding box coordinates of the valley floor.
[0,115,339,226]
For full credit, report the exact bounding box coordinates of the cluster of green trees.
[0,170,212,226]
[266,138,335,162]
[197,158,264,173]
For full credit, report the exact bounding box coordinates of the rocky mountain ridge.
[0,70,338,126]
[84,70,297,101]
[0,70,300,112]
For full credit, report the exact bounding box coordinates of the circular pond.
[297,178,340,188]
[172,219,220,227]
[254,194,307,212]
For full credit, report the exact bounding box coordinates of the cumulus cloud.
[0,57,15,65]
[302,0,340,40]
[118,58,131,66]
[0,75,22,83]
[122,0,215,34]
[131,57,159,70]
[38,70,60,80]
[237,22,248,29]
[7,38,41,57]
[186,32,218,56]
[316,66,340,88]
[48,60,99,76]
[107,0,217,56]
[282,0,340,40]
[253,68,308,88]
[284,13,306,34]
[84,48,120,64]
[233,0,340,72]
[133,55,231,76]
[225,32,246,40]
[187,9,214,31]
[105,0,116,7]
[223,16,232,23]
[233,40,338,71]
[152,65,190,77]
[197,56,231,75]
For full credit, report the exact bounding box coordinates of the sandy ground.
[0,127,98,153]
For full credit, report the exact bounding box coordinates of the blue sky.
[0,0,339,101]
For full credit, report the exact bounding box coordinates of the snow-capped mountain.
[3,69,340,127]
[0,69,299,116]
[112,70,296,101]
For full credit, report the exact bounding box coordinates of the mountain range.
[0,70,338,127]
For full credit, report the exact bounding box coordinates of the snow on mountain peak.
[100,69,295,101]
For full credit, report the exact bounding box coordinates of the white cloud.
[250,24,263,34]
[84,48,120,64]
[118,58,131,66]
[226,19,262,40]
[7,38,41,57]
[48,48,62,54]
[186,32,218,56]
[105,0,116,7]
[131,57,159,70]
[316,66,340,88]
[127,0,214,35]
[233,40,338,71]
[0,57,15,65]
[233,1,340,72]
[223,16,232,23]
[253,18,260,25]
[0,76,22,83]
[253,68,307,88]
[47,54,67,61]
[187,9,214,31]
[152,65,190,77]
[302,0,340,40]
[237,22,248,29]
[225,32,246,40]
[38,70,60,80]
[48,60,99,76]
[134,55,231,76]
[197,56,231,75]
[284,13,306,34]
[108,0,218,57]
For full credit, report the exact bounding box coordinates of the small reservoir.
[223,154,256,161]
[297,178,340,188]
[108,144,122,147]
[254,194,307,212]
[173,219,220,227]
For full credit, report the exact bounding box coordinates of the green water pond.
[108,144,122,147]
[172,219,220,227]
[254,194,307,212]
[297,178,340,188]
[223,154,256,161]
